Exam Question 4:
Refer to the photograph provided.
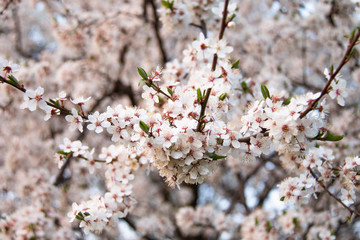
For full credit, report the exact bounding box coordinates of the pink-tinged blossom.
[87,111,110,133]
[107,118,129,142]
[340,188,355,205]
[42,105,60,121]
[150,66,162,82]
[99,145,120,163]
[0,58,20,77]
[70,140,89,157]
[84,149,99,174]
[142,85,160,103]
[70,96,91,106]
[20,87,47,111]
[329,78,348,106]
[65,108,83,132]
[192,33,215,61]
[56,91,67,101]
[211,39,233,59]
[67,202,84,223]
[59,138,73,153]
[279,177,302,204]
[211,1,237,19]
[250,133,271,156]
[344,156,360,170]
[324,68,348,106]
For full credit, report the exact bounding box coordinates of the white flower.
[67,202,84,223]
[192,33,215,61]
[107,119,129,142]
[59,138,73,153]
[99,145,120,163]
[70,140,89,157]
[56,91,67,101]
[211,39,233,59]
[42,105,60,121]
[0,58,20,76]
[87,111,110,133]
[344,156,360,170]
[20,87,47,111]
[212,2,237,19]
[65,108,84,132]
[340,188,355,205]
[71,96,91,106]
[151,66,162,82]
[250,133,271,156]
[329,78,348,106]
[279,177,302,204]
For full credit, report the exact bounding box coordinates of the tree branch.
[310,168,360,217]
[147,0,168,65]
[196,0,230,132]
[299,28,360,119]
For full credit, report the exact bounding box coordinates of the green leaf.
[280,196,285,201]
[139,121,150,134]
[137,67,148,80]
[57,150,71,156]
[319,131,344,142]
[255,217,259,226]
[228,13,236,21]
[283,96,292,105]
[161,0,174,10]
[219,93,227,101]
[261,84,271,99]
[49,99,59,106]
[206,152,227,160]
[292,217,299,228]
[350,28,356,42]
[7,75,19,85]
[329,64,334,74]
[241,81,249,93]
[197,88,202,102]
[28,224,35,231]
[266,221,272,232]
[231,59,240,69]
[347,48,357,60]
[84,212,90,216]
[167,87,173,96]
[75,212,85,221]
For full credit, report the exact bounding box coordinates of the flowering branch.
[196,0,230,132]
[0,75,73,116]
[299,27,360,119]
[309,169,360,217]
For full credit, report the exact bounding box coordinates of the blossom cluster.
[1,0,360,238]
[58,139,141,233]
[158,0,238,34]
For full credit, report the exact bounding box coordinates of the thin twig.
[310,169,360,216]
[196,0,230,132]
[0,75,73,116]
[299,29,360,119]
[147,0,168,65]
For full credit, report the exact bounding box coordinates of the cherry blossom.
[65,108,84,132]
[20,87,47,111]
